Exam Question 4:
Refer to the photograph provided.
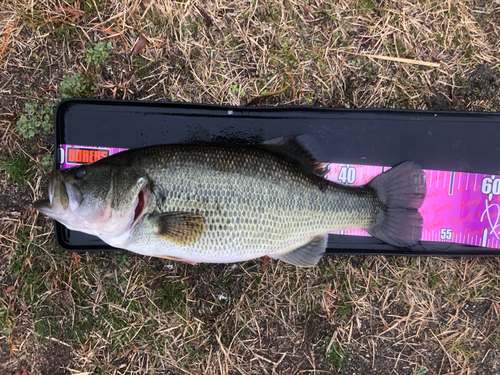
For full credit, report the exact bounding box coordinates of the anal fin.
[272,234,327,267]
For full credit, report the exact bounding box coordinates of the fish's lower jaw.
[33,200,55,217]
[55,209,135,239]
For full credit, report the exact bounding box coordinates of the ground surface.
[1,0,500,374]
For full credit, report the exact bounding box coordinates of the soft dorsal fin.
[258,135,328,176]
[150,212,205,245]
[271,234,327,267]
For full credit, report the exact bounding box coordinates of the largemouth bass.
[34,137,426,267]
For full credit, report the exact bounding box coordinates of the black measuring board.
[53,99,500,257]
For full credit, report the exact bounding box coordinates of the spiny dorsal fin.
[259,135,328,176]
[271,234,327,267]
[151,212,205,245]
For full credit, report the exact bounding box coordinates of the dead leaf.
[123,69,134,80]
[245,87,287,106]
[75,40,85,50]
[13,364,32,375]
[132,35,148,56]
[71,252,81,269]
[196,6,213,28]
[259,255,269,272]
[303,5,320,25]
[8,334,18,357]
[4,285,15,294]
[55,6,84,22]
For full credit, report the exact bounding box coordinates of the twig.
[340,50,440,68]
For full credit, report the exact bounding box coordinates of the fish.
[33,136,427,267]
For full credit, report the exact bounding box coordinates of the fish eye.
[74,166,87,179]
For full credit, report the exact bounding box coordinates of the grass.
[59,72,92,99]
[85,41,112,65]
[0,0,500,374]
[0,153,34,185]
[324,338,347,373]
[16,100,53,139]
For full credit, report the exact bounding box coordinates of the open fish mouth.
[33,170,82,217]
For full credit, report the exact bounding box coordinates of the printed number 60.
[440,228,452,240]
[481,177,500,196]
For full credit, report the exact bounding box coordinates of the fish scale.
[34,139,426,267]
[120,144,381,262]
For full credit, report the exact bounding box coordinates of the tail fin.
[366,161,427,247]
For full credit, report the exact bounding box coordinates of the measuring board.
[59,144,500,250]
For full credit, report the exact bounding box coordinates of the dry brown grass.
[1,0,500,374]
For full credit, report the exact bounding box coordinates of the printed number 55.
[440,228,452,241]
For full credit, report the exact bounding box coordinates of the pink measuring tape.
[59,144,500,249]
[324,164,500,249]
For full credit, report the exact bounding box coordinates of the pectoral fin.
[151,212,205,245]
[271,234,327,267]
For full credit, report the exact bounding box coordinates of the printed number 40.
[440,228,453,240]
[338,166,356,184]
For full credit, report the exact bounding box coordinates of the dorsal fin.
[258,135,328,176]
